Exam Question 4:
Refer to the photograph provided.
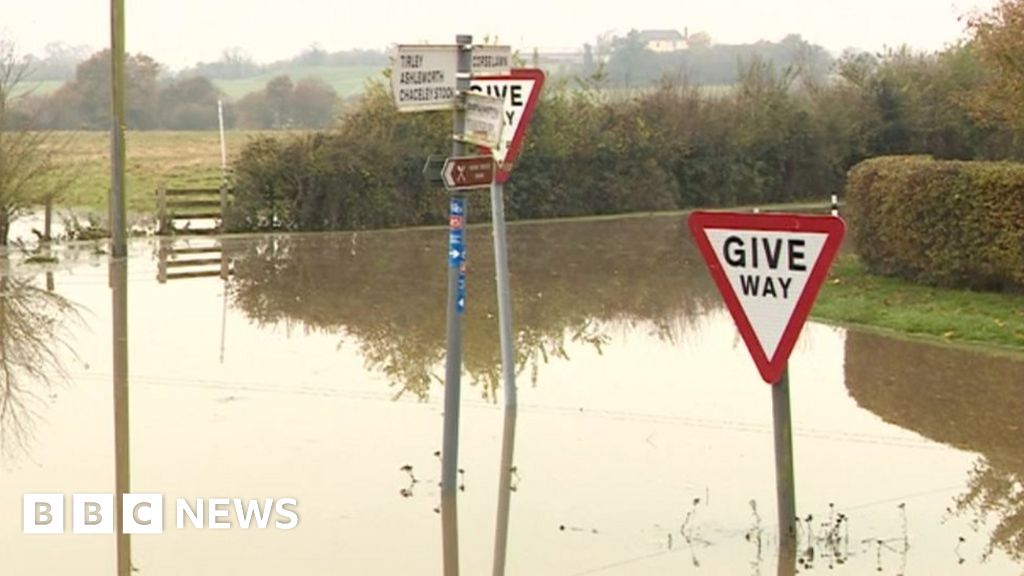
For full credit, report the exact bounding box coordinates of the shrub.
[846,156,1024,291]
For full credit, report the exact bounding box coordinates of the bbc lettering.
[23,494,299,534]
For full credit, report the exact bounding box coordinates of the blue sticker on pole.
[456,269,467,314]
[451,197,466,216]
[448,229,464,267]
[448,197,467,268]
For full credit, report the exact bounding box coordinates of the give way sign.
[470,68,544,184]
[688,211,846,384]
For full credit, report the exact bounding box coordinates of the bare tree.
[0,40,77,245]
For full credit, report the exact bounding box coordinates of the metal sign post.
[772,366,796,544]
[440,33,472,576]
[484,70,544,576]
[490,178,518,576]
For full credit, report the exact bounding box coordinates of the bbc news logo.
[23,494,299,534]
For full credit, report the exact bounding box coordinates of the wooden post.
[157,240,168,284]
[157,186,167,235]
[219,183,228,233]
[43,196,53,243]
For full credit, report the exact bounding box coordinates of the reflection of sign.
[461,92,505,148]
[392,45,511,112]
[442,155,495,190]
[688,211,845,384]
[470,69,545,183]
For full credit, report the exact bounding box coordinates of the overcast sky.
[0,0,1002,70]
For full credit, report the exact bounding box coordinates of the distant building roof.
[638,30,685,43]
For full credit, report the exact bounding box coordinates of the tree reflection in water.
[956,456,1024,563]
[0,268,80,459]
[224,217,720,401]
[844,330,1024,564]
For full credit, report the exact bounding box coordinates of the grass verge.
[814,254,1024,352]
[50,130,282,214]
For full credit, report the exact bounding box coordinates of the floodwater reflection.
[224,218,719,401]
[845,330,1024,565]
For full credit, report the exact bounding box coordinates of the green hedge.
[846,156,1024,291]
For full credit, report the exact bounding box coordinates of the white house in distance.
[638,29,689,52]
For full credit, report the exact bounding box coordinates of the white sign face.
[471,45,512,76]
[392,46,458,112]
[462,92,505,148]
[391,45,511,112]
[469,77,537,163]
[703,230,828,360]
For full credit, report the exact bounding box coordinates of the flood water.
[0,214,1021,575]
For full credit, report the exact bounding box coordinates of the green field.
[12,79,64,97]
[52,130,279,213]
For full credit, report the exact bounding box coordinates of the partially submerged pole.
[109,2,131,575]
[441,33,473,576]
[490,178,518,576]
[772,366,796,546]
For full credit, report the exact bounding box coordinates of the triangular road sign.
[687,211,846,384]
[470,69,545,184]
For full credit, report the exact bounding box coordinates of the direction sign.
[442,155,495,190]
[471,45,513,76]
[688,211,846,384]
[392,45,512,112]
[392,45,458,112]
[470,69,545,183]
[462,92,505,148]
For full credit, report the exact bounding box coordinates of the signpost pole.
[109,2,131,575]
[688,211,845,559]
[441,32,472,576]
[772,365,797,546]
[490,179,518,576]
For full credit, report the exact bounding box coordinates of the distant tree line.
[586,32,835,87]
[11,45,390,131]
[178,44,388,80]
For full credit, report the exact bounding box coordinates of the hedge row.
[845,156,1024,291]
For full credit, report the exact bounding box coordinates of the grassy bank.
[52,130,277,213]
[815,255,1024,351]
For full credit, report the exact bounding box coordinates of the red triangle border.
[687,211,846,384]
[473,68,545,184]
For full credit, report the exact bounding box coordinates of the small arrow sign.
[688,211,846,384]
[442,155,495,191]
